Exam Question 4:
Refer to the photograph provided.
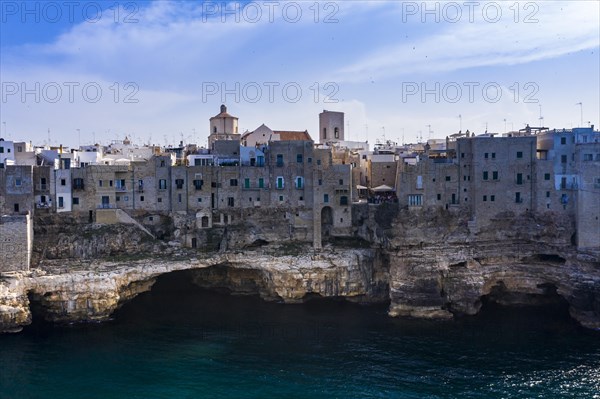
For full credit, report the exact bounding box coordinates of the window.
[258,178,264,188]
[99,180,103,187]
[340,196,348,206]
[339,179,344,185]
[276,154,284,167]
[227,197,234,207]
[584,154,593,161]
[198,198,202,203]
[492,153,496,159]
[276,176,284,189]
[492,171,498,180]
[14,203,19,212]
[244,178,250,188]
[544,173,551,180]
[109,180,113,187]
[484,153,488,159]
[445,176,451,181]
[158,198,162,203]
[193,179,203,190]
[279,195,284,202]
[515,192,522,203]
[483,195,487,202]
[61,179,66,186]
[116,196,120,202]
[17,146,22,152]
[318,179,322,186]
[160,160,165,167]
[58,197,64,208]
[317,159,321,166]
[295,176,304,189]
[483,171,488,180]
[561,155,567,163]
[116,179,126,189]
[437,194,441,200]
[516,173,523,185]
[140,195,145,202]
[408,194,423,206]
[230,179,238,187]
[516,151,523,159]
[175,179,184,189]
[178,193,182,203]
[297,154,303,163]
[560,137,566,145]
[307,157,312,163]
[73,197,79,205]
[73,178,84,189]
[461,153,465,158]
[546,191,550,198]
[0,147,3,153]
[324,194,329,203]
[334,127,339,138]
[15,178,22,187]
[159,179,167,190]
[490,195,495,202]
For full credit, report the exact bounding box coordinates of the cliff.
[1,244,387,333]
[1,207,599,333]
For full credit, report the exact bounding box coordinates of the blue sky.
[1,0,599,147]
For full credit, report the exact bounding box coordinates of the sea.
[1,272,599,399]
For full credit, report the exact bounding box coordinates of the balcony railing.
[36,184,48,191]
[97,204,115,209]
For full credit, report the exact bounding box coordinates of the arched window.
[213,126,217,133]
[334,127,339,138]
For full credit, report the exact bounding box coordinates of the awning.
[372,184,394,192]
[356,185,368,190]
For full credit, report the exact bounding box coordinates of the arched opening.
[321,206,333,241]
[201,216,209,228]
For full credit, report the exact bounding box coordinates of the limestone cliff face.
[2,207,599,333]
[0,247,386,333]
[364,206,600,330]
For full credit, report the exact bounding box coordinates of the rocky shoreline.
[2,208,599,333]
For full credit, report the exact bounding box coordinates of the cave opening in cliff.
[26,291,53,329]
[476,282,573,324]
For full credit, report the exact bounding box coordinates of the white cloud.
[335,1,600,82]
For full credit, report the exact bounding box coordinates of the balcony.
[116,186,127,191]
[35,202,51,209]
[36,184,48,191]
[97,204,116,209]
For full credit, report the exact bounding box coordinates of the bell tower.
[208,104,240,148]
[319,110,344,144]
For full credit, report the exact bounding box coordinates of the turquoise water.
[2,273,600,399]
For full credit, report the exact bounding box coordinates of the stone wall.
[0,213,32,272]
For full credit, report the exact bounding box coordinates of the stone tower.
[208,104,240,149]
[319,110,344,144]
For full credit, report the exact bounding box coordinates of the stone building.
[0,165,35,215]
[456,135,537,227]
[575,142,600,250]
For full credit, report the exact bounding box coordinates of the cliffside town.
[1,106,599,333]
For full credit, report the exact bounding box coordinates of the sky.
[0,0,599,148]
